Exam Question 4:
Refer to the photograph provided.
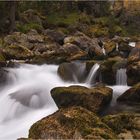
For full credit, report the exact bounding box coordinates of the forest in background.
[0,0,140,38]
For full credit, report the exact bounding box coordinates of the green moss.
[47,12,80,27]
[17,23,43,33]
[89,25,109,37]
[0,53,5,61]
[78,13,92,24]
[94,17,110,27]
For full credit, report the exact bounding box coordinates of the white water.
[116,68,127,85]
[110,68,129,106]
[102,46,106,55]
[129,42,136,47]
[0,64,88,140]
[116,43,119,51]
[0,63,130,139]
[86,63,100,84]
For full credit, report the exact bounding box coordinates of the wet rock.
[86,60,97,72]
[0,69,8,86]
[100,57,124,85]
[51,85,113,113]
[102,113,140,139]
[117,83,140,105]
[28,107,116,139]
[58,62,86,82]
[64,32,103,58]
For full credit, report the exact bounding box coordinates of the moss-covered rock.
[51,85,112,113]
[28,107,117,139]
[117,83,140,105]
[102,113,140,139]
[100,57,124,85]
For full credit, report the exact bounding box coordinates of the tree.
[9,1,16,32]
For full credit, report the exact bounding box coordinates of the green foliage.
[47,12,80,27]
[79,13,92,24]
[16,23,43,33]
[88,25,109,37]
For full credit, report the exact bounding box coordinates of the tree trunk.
[9,1,16,32]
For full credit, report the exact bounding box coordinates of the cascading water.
[0,62,131,139]
[0,64,88,140]
[129,42,136,47]
[108,68,130,110]
[116,43,119,51]
[116,68,127,85]
[86,63,100,84]
[102,46,106,55]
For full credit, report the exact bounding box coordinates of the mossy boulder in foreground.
[51,85,112,113]
[28,107,117,139]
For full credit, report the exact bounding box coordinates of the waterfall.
[116,68,127,85]
[129,42,136,47]
[86,63,100,84]
[0,64,88,140]
[102,46,106,55]
[116,43,119,51]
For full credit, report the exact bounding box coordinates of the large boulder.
[64,32,104,58]
[117,83,140,105]
[43,29,66,45]
[127,61,140,86]
[51,85,113,113]
[100,57,124,85]
[102,113,140,139]
[28,107,116,139]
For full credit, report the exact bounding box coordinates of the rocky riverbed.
[0,22,140,140]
